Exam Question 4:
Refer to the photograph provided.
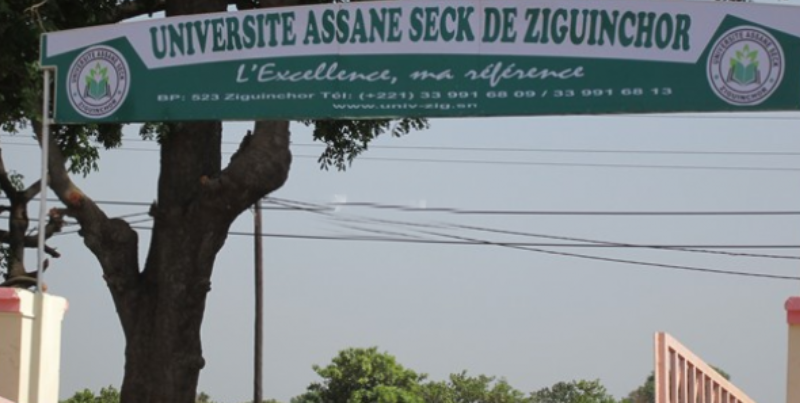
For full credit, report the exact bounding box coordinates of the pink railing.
[655,332,756,403]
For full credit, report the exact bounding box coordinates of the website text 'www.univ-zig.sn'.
[331,102,479,111]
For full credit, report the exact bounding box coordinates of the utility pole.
[253,198,263,403]
[787,298,800,403]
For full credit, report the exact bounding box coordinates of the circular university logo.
[707,26,783,106]
[67,45,130,119]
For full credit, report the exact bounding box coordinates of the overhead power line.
[9,195,800,217]
[417,229,800,281]
[288,143,800,157]
[4,197,796,281]
[58,135,800,157]
[122,228,800,249]
[266,198,800,280]
[120,224,800,281]
[9,196,800,254]
[298,155,800,172]
[294,200,800,217]
[0,196,313,211]
[316,208,800,261]
[5,140,800,172]
[442,222,800,261]
[30,214,800,250]
[10,215,794,250]
[6,195,800,263]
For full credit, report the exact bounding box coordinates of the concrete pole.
[786,297,800,403]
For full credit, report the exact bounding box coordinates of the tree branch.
[22,208,65,258]
[205,0,304,219]
[212,120,292,218]
[113,0,167,22]
[112,0,291,23]
[0,229,61,258]
[22,180,42,203]
[43,208,66,238]
[34,121,141,331]
[0,151,18,199]
[23,237,60,258]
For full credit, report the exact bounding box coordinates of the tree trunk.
[117,121,225,403]
[120,272,211,403]
[41,118,292,403]
[111,119,291,403]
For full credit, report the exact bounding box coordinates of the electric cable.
[266,198,800,279]
[275,199,800,216]
[269,197,800,258]
[10,134,800,157]
[6,140,800,172]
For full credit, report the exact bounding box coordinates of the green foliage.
[300,347,622,403]
[306,347,426,403]
[7,171,23,191]
[0,244,9,279]
[196,392,217,403]
[290,390,323,403]
[421,371,529,403]
[61,388,278,403]
[61,389,98,403]
[53,124,124,176]
[621,373,654,403]
[60,386,120,403]
[305,118,428,171]
[1,0,426,175]
[712,366,731,381]
[58,350,630,403]
[0,0,125,175]
[529,380,616,403]
[139,122,171,143]
[0,0,118,130]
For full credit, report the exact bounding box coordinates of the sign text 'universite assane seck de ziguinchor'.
[40,0,800,123]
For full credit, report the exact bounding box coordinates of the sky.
[3,112,800,403]
[6,0,800,402]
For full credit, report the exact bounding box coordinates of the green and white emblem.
[707,26,783,106]
[67,46,130,119]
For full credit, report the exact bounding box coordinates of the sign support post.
[27,68,53,403]
[36,69,51,293]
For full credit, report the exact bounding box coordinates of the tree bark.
[117,120,291,403]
